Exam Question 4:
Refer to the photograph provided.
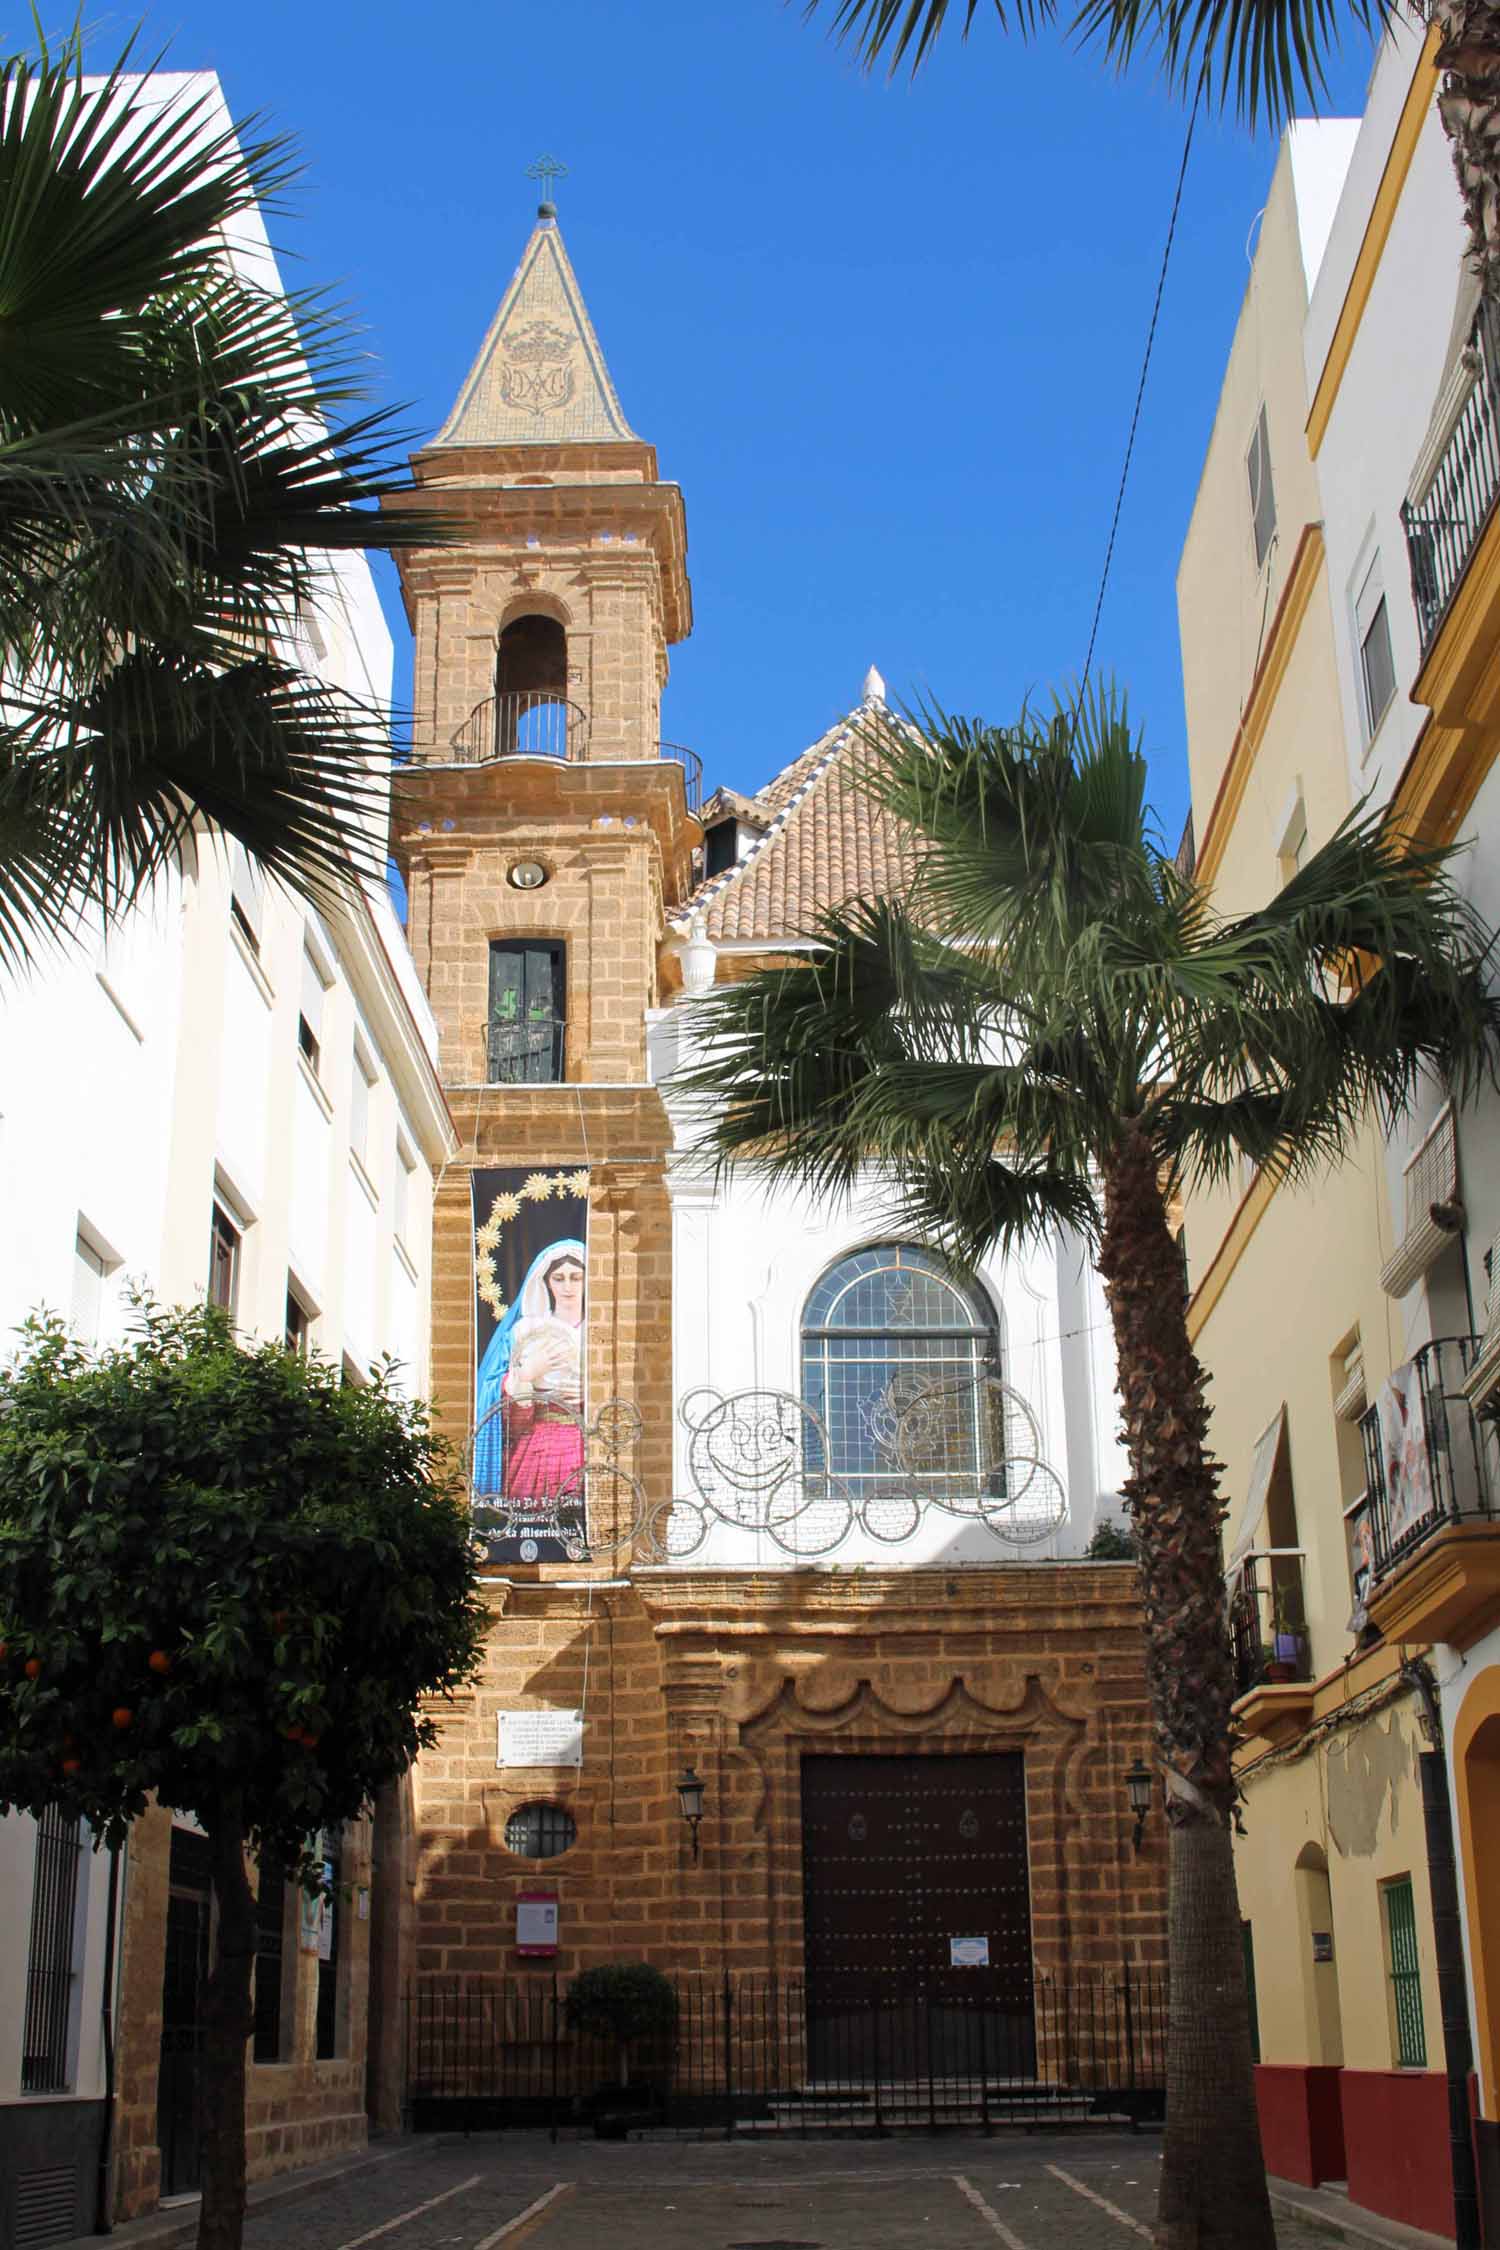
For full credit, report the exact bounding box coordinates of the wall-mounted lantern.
[1125,1755,1153,1855]
[676,1764,707,1862]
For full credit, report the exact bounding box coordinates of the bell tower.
[387,199,697,1527]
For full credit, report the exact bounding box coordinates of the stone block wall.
[409,1566,1167,1987]
[112,1807,375,2223]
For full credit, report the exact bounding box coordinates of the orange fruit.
[147,1650,171,1676]
[60,1757,81,1775]
[23,1657,41,1680]
[111,1707,133,1730]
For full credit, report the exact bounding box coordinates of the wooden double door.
[800,1752,1035,2080]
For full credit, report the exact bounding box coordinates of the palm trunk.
[1097,1127,1276,2250]
[197,1801,256,2250]
[1435,0,1500,304]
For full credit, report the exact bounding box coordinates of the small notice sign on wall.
[497,1709,583,1769]
[950,1936,990,1968]
[517,1891,559,1957]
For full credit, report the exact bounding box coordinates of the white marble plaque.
[497,1708,583,1768]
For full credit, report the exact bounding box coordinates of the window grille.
[316,1830,341,2061]
[1379,1105,1459,1299]
[253,1878,285,2063]
[1383,1876,1427,2066]
[800,1244,998,1516]
[503,1803,577,1859]
[22,1807,84,2093]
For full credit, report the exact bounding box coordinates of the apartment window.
[1356,557,1397,740]
[394,1136,416,1247]
[315,1830,342,2060]
[253,1878,286,2062]
[487,940,565,1084]
[285,1285,310,1357]
[1383,1876,1427,2066]
[299,945,329,1078]
[1247,404,1277,569]
[1241,1921,1260,2067]
[350,1042,375,1170]
[229,846,263,959]
[22,1808,84,2092]
[208,1201,241,1317]
[72,1228,113,1345]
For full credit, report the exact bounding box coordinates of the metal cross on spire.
[526,154,568,215]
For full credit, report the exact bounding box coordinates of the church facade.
[382,206,1167,2114]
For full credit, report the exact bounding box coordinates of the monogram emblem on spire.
[500,319,576,416]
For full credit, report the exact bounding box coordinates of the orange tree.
[0,1301,485,2250]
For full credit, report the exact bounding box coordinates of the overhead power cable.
[1079,78,1205,692]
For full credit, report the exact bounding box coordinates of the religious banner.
[471,1166,590,1562]
[1375,1358,1437,1552]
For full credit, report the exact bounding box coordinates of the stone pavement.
[62,2132,1453,2250]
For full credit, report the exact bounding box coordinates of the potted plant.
[1267,1591,1307,1682]
[563,1962,678,2138]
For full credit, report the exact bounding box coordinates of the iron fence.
[404,1966,1166,2139]
[1360,1337,1498,1580]
[1403,305,1500,652]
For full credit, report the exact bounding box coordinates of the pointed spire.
[862,665,887,705]
[434,218,637,448]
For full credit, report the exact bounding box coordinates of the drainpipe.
[93,1840,123,2234]
[1404,1658,1482,2250]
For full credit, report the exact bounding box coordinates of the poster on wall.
[472,1166,590,1563]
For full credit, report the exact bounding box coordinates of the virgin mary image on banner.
[471,1167,590,1562]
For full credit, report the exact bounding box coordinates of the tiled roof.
[678,695,919,944]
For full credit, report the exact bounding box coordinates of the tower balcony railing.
[1403,305,1500,656]
[486,1015,566,1086]
[410,693,703,813]
[1358,1337,1498,1583]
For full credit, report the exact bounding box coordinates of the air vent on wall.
[15,2164,79,2249]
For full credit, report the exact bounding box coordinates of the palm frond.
[1068,0,1388,126]
[801,0,1050,75]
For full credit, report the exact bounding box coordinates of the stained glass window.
[800,1244,998,1519]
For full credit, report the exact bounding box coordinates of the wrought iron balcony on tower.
[412,692,703,812]
[1403,307,1500,656]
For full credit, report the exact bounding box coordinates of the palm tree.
[673,692,1500,2250]
[0,31,447,967]
[803,0,1500,302]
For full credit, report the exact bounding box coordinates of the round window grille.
[503,1802,577,1859]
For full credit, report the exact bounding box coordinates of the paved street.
[220,2133,1355,2250]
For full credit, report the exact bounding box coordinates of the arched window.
[800,1244,998,1514]
[495,612,571,757]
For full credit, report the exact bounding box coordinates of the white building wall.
[650,1005,1128,1570]
[0,64,453,2206]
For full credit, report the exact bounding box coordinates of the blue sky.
[102,1,1376,839]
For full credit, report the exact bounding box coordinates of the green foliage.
[0,28,452,968]
[1085,1518,1137,1560]
[675,687,1500,1270]
[803,0,1390,132]
[564,1962,680,2046]
[0,1299,485,1875]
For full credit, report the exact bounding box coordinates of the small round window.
[503,1802,577,1859]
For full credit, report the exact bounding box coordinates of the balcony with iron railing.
[409,691,703,813]
[486,1014,566,1086]
[1228,1548,1311,1701]
[1403,307,1500,657]
[1358,1336,1500,1648]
